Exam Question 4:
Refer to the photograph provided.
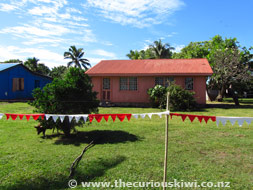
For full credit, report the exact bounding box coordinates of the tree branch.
[69,141,95,178]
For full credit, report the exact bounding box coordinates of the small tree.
[30,67,99,136]
[147,84,196,111]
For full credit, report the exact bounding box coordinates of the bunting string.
[4,113,45,121]
[170,113,216,123]
[216,116,253,127]
[0,111,252,127]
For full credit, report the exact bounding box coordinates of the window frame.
[155,77,174,87]
[12,78,24,92]
[185,77,194,90]
[119,77,138,91]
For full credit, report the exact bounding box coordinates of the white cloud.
[172,44,185,53]
[85,0,184,27]
[0,3,17,12]
[0,23,71,38]
[0,45,65,68]
[91,49,116,58]
[87,57,104,66]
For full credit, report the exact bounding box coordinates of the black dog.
[35,124,46,137]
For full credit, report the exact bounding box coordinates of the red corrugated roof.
[85,59,213,76]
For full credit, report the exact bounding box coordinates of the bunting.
[0,111,252,128]
[45,114,89,123]
[88,114,132,123]
[4,113,45,121]
[216,116,253,127]
[132,111,170,119]
[170,113,216,123]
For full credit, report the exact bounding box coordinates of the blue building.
[0,63,52,100]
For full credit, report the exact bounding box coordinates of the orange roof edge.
[85,58,213,76]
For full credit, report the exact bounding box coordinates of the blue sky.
[0,0,252,68]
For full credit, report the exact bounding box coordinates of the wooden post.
[163,92,170,190]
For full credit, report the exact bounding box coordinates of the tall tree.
[4,59,23,64]
[126,40,173,60]
[37,63,51,76]
[211,48,251,105]
[172,35,252,104]
[24,57,50,76]
[50,65,68,79]
[149,39,175,59]
[24,57,40,72]
[64,46,91,70]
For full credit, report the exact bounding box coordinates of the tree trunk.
[216,84,226,102]
[62,120,71,137]
[228,86,240,106]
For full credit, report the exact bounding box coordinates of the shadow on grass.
[1,155,126,190]
[46,130,139,146]
[205,104,253,109]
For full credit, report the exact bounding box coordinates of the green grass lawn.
[0,102,253,189]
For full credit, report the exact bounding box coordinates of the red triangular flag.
[11,114,18,120]
[41,114,45,120]
[188,115,196,122]
[95,115,103,122]
[111,114,117,122]
[126,114,131,121]
[32,115,40,121]
[5,114,10,120]
[210,116,216,122]
[103,115,109,122]
[203,116,210,123]
[197,116,203,123]
[117,114,126,122]
[89,115,94,123]
[19,114,24,120]
[181,114,187,122]
[26,115,31,121]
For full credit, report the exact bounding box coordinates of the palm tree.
[64,46,91,69]
[24,57,39,72]
[149,39,175,59]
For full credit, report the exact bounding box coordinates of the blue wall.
[0,65,52,100]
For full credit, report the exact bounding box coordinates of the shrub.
[30,67,99,136]
[147,85,167,109]
[147,84,196,111]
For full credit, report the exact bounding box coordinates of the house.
[85,59,213,106]
[0,63,52,100]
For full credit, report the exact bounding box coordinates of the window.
[12,78,24,92]
[120,77,128,90]
[155,77,164,86]
[155,77,174,87]
[34,80,40,88]
[185,77,193,90]
[129,77,137,91]
[103,78,110,90]
[120,77,137,91]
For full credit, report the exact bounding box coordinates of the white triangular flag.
[237,119,244,127]
[157,113,162,118]
[132,114,139,119]
[147,113,153,119]
[82,115,88,122]
[216,117,227,126]
[59,115,65,122]
[0,113,3,120]
[52,115,59,122]
[75,116,81,122]
[140,114,146,119]
[229,118,237,126]
[45,114,52,120]
[245,118,253,125]
[68,115,74,122]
